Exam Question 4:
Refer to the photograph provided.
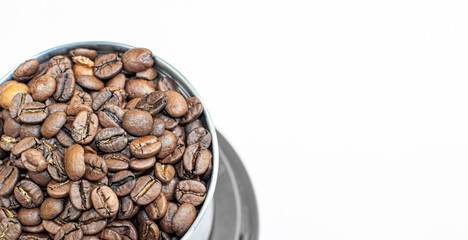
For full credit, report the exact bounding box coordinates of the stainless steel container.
[0,41,219,240]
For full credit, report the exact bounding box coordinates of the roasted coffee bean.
[92,87,124,111]
[91,185,119,217]
[14,180,43,208]
[135,91,167,116]
[21,223,44,233]
[0,135,18,152]
[165,90,188,118]
[71,111,98,144]
[107,220,138,240]
[180,97,203,124]
[72,56,94,68]
[122,110,152,136]
[21,148,47,172]
[4,115,22,137]
[46,150,67,182]
[106,73,126,89]
[48,55,72,70]
[130,175,161,205]
[64,144,85,180]
[1,82,30,110]
[172,125,185,142]
[11,137,40,159]
[27,170,52,187]
[19,124,41,139]
[99,228,121,240]
[136,68,157,80]
[53,69,75,102]
[175,180,206,206]
[69,179,93,210]
[160,232,172,240]
[103,153,130,172]
[17,102,48,124]
[172,203,196,236]
[65,103,92,116]
[40,111,67,138]
[161,177,179,201]
[70,89,92,106]
[0,165,20,196]
[46,103,67,114]
[84,153,107,181]
[94,53,122,80]
[54,222,83,240]
[0,207,16,220]
[144,193,167,220]
[139,219,159,240]
[9,93,33,120]
[150,117,165,137]
[74,64,104,91]
[109,170,135,197]
[29,75,56,102]
[183,144,212,175]
[129,156,155,171]
[56,127,74,148]
[129,136,161,158]
[17,207,41,226]
[155,113,178,130]
[184,119,203,134]
[19,233,50,240]
[42,219,62,235]
[125,79,155,99]
[118,196,139,220]
[69,48,98,60]
[0,195,20,210]
[155,162,176,183]
[122,48,153,73]
[159,202,178,234]
[79,209,107,235]
[186,127,211,148]
[39,197,64,220]
[0,218,21,240]
[97,104,124,128]
[124,98,140,110]
[57,199,81,222]
[95,128,127,153]
[157,77,179,93]
[13,59,39,82]
[46,180,72,198]
[157,130,177,158]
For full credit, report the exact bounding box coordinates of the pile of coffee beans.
[0,47,213,240]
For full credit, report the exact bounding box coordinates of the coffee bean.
[125,79,155,99]
[109,170,135,197]
[99,228,122,240]
[27,170,52,187]
[9,93,33,120]
[69,48,98,60]
[165,90,188,118]
[97,104,124,128]
[117,196,139,220]
[29,75,56,102]
[70,89,93,106]
[17,102,48,124]
[124,98,140,110]
[40,111,67,138]
[46,103,67,114]
[145,193,167,220]
[94,53,123,80]
[53,69,75,102]
[57,199,81,222]
[130,175,161,205]
[161,177,179,201]
[39,197,64,220]
[172,125,185,142]
[92,87,124,111]
[20,148,47,172]
[139,219,159,240]
[69,179,93,210]
[172,203,197,236]
[122,109,153,136]
[74,64,105,91]
[91,185,119,217]
[13,59,39,82]
[103,153,130,172]
[155,162,176,183]
[42,219,62,235]
[71,111,99,144]
[64,144,85,180]
[48,55,72,70]
[136,67,157,80]
[84,153,107,181]
[157,130,177,158]
[106,73,126,89]
[150,117,165,137]
[19,233,50,240]
[129,156,156,171]
[4,115,21,137]
[129,136,161,158]
[95,127,128,153]
[0,135,19,152]
[157,77,179,93]
[21,223,44,234]
[107,220,138,240]
[65,103,93,116]
[180,97,203,124]
[0,207,16,220]
[72,56,94,68]
[122,48,153,73]
[186,127,212,148]
[0,218,21,240]
[183,144,212,175]
[0,195,20,210]
[135,91,167,115]
[46,150,68,182]
[79,209,107,235]
[0,166,20,196]
[1,82,30,109]
[175,180,206,207]
[154,113,178,130]
[19,124,41,139]
[159,202,178,234]
[46,180,72,198]
[54,222,83,240]
[17,207,41,226]
[14,180,43,208]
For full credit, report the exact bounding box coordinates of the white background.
[1,1,468,239]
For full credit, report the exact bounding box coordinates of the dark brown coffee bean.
[56,128,74,148]
[47,103,67,114]
[102,153,130,172]
[19,233,50,240]
[74,64,105,91]
[97,104,124,128]
[92,87,124,111]
[48,55,72,70]
[180,97,203,124]
[0,218,21,240]
[0,195,20,210]
[17,207,41,226]
[13,59,39,81]
[30,75,56,102]
[21,148,47,172]
[21,223,44,233]
[83,153,107,181]
[150,117,165,137]
[160,232,172,240]
[125,79,155,99]
[64,144,85,180]
[95,128,127,153]
[172,125,185,142]
[79,209,107,235]
[11,137,40,159]
[40,111,67,139]
[122,110,153,136]
[9,93,33,120]
[129,136,161,158]
[0,166,20,196]
[107,220,138,240]
[184,119,203,134]
[72,56,94,68]
[159,202,177,234]
[157,77,179,93]
[4,115,21,138]
[124,98,140,110]
[175,180,206,206]
[139,219,159,240]
[186,127,211,148]
[106,73,126,89]
[161,177,179,201]
[70,89,92,106]
[129,156,155,171]
[0,207,16,220]
[69,179,93,210]
[118,196,139,220]
[122,48,153,72]
[65,103,92,116]
[71,111,98,144]
[175,161,195,180]
[99,228,121,240]
[57,199,81,222]
[19,124,41,140]
[69,48,98,60]
[136,68,157,80]
[40,197,64,220]
[155,163,175,183]
[157,130,177,159]
[91,185,119,218]
[27,170,51,187]
[18,102,48,124]
[42,219,62,235]
[46,150,67,182]
[154,113,178,130]
[53,69,75,102]
[1,82,30,110]
[183,144,212,175]
[14,180,43,208]
[172,203,196,236]
[0,135,19,153]
[165,91,188,118]
[130,175,162,205]
[94,53,123,80]
[109,170,135,197]
[54,222,82,240]
[47,180,72,198]
[144,193,167,220]
[135,91,167,116]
